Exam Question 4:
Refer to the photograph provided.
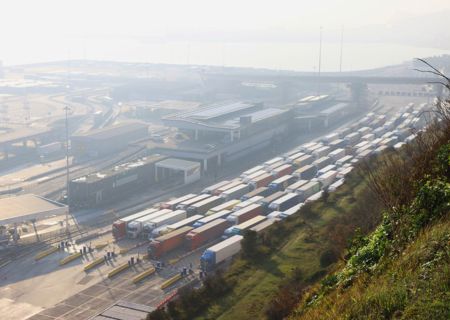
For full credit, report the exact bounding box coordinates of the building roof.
[320,103,349,115]
[155,158,201,171]
[72,122,148,141]
[181,101,256,121]
[223,108,287,127]
[0,194,67,224]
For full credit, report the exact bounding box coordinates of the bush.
[319,249,339,268]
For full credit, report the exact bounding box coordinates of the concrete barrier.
[34,246,59,261]
[161,273,183,290]
[107,262,130,278]
[132,267,155,283]
[59,252,82,266]
[83,257,105,271]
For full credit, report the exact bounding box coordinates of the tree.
[241,230,258,260]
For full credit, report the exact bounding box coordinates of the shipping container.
[293,164,317,180]
[128,209,172,238]
[148,226,194,258]
[268,193,299,211]
[207,199,240,215]
[227,203,263,225]
[160,194,197,210]
[271,164,294,178]
[329,148,345,161]
[313,146,331,159]
[268,175,297,192]
[233,196,264,212]
[241,187,272,201]
[258,191,286,212]
[293,154,314,168]
[202,180,230,195]
[186,218,231,250]
[213,180,243,196]
[176,194,211,210]
[297,181,321,201]
[187,196,224,215]
[312,156,332,170]
[112,208,159,239]
[220,184,251,201]
[317,170,338,188]
[249,172,276,189]
[146,210,187,237]
[193,210,232,228]
[223,215,266,238]
[279,203,304,219]
[200,235,243,271]
[285,179,309,193]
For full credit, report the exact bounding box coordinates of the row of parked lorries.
[111,103,429,271]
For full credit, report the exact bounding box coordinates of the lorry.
[207,199,240,215]
[193,210,231,228]
[200,235,243,271]
[279,203,304,219]
[227,203,263,225]
[357,126,372,136]
[336,155,353,167]
[271,164,294,178]
[232,196,264,212]
[250,218,277,233]
[317,165,337,176]
[257,191,286,212]
[248,172,275,189]
[148,226,194,258]
[313,146,331,159]
[160,194,197,210]
[285,179,309,193]
[220,184,251,201]
[112,208,158,239]
[223,215,266,238]
[293,154,314,168]
[293,164,317,179]
[127,209,172,239]
[268,193,299,211]
[202,180,229,195]
[242,170,267,183]
[154,215,203,236]
[305,191,324,203]
[317,170,338,188]
[213,180,243,195]
[322,132,340,144]
[328,139,346,149]
[267,211,282,219]
[240,187,272,201]
[285,152,305,164]
[328,178,345,192]
[329,148,345,161]
[312,156,332,170]
[240,165,265,179]
[268,174,297,192]
[344,132,360,145]
[186,218,231,250]
[187,196,224,215]
[297,181,321,201]
[264,157,284,168]
[145,210,187,238]
[176,194,211,210]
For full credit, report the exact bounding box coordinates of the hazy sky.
[1,1,449,68]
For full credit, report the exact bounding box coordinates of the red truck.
[148,226,194,258]
[226,203,263,224]
[249,172,275,189]
[185,218,230,250]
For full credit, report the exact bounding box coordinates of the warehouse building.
[159,101,292,171]
[155,158,201,185]
[69,154,166,208]
[71,122,149,159]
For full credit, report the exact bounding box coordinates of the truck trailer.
[145,210,187,238]
[240,187,272,201]
[227,203,263,225]
[193,210,232,228]
[187,196,224,215]
[268,175,297,192]
[202,180,230,195]
[248,172,275,190]
[186,218,231,250]
[127,209,172,239]
[293,164,317,180]
[220,184,251,201]
[160,194,197,210]
[148,226,194,258]
[223,215,266,238]
[112,208,158,239]
[176,194,211,210]
[268,193,299,211]
[200,235,243,271]
[207,199,240,215]
[297,181,321,201]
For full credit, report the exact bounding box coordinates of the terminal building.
[159,101,292,171]
[71,122,149,159]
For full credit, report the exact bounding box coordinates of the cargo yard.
[0,60,436,320]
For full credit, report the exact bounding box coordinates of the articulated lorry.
[200,235,243,271]
[186,218,231,250]
[127,209,172,239]
[148,226,194,258]
[145,210,187,238]
[223,215,266,238]
[112,208,158,239]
